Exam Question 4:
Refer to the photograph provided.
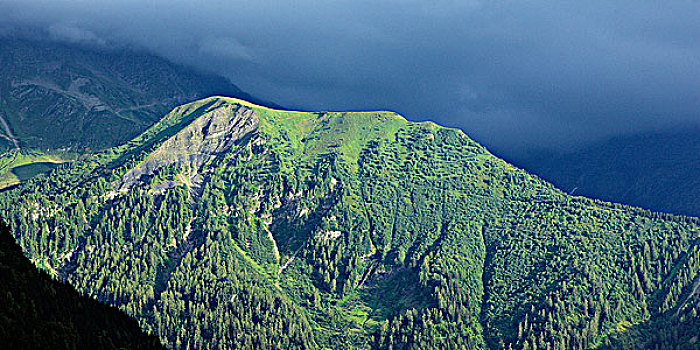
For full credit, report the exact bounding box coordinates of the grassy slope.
[0,149,66,188]
[219,97,700,349]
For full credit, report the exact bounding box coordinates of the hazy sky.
[2,0,699,155]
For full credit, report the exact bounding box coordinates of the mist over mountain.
[1,1,699,155]
[2,1,698,224]
[519,127,700,217]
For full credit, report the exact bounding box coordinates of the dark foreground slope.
[0,220,164,349]
[0,97,698,350]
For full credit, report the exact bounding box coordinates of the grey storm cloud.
[47,22,107,46]
[1,0,699,154]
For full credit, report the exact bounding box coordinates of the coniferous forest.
[0,97,698,349]
[0,220,164,349]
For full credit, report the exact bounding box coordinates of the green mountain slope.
[0,97,698,349]
[0,220,165,349]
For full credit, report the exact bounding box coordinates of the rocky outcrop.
[114,103,259,190]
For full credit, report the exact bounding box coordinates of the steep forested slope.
[0,220,165,349]
[0,97,698,350]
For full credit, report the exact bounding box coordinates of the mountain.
[0,38,255,151]
[513,128,700,218]
[0,38,268,188]
[0,97,698,349]
[0,219,165,349]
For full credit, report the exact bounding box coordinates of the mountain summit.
[1,97,698,349]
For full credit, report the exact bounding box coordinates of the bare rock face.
[114,103,259,190]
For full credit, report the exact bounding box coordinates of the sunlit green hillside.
[2,97,698,350]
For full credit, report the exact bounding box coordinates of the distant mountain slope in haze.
[0,38,256,151]
[0,220,165,349]
[516,127,700,217]
[1,97,698,350]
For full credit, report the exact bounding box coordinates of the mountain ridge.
[1,96,698,349]
[0,38,249,150]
